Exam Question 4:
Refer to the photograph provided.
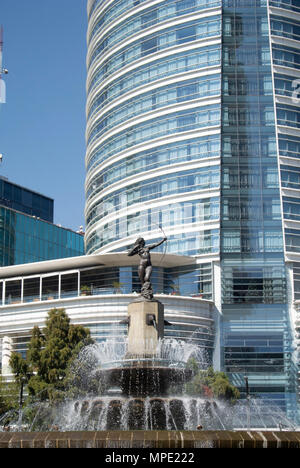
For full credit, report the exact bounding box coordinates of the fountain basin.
[70,396,215,431]
[96,359,192,396]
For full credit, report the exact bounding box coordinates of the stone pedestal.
[126,300,164,357]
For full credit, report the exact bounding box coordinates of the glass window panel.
[61,273,79,298]
[177,26,196,43]
[24,277,40,303]
[141,37,158,56]
[5,280,22,305]
[42,275,59,300]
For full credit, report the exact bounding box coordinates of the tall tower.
[85,0,300,422]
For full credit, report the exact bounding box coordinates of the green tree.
[185,364,240,403]
[26,326,44,371]
[9,352,33,406]
[9,352,31,385]
[9,308,93,402]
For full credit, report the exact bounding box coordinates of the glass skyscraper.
[85,0,300,422]
[0,177,84,266]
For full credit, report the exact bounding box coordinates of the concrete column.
[2,336,13,375]
[126,300,164,358]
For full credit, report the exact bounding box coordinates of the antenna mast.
[0,25,3,78]
[0,25,8,163]
[0,25,8,96]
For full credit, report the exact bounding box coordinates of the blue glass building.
[85,0,300,422]
[0,177,54,222]
[0,178,84,266]
[0,205,84,266]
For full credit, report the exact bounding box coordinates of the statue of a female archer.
[127,235,167,300]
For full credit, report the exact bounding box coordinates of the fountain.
[0,235,299,447]
[1,334,296,436]
[51,336,207,432]
[11,335,290,434]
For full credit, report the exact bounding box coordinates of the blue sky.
[0,0,87,232]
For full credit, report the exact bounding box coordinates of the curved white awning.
[0,252,196,279]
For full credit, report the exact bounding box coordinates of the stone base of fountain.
[2,430,300,448]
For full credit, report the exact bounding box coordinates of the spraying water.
[0,337,296,432]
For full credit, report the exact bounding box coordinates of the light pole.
[244,376,251,430]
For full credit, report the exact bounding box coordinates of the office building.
[0,177,84,266]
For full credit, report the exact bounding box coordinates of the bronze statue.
[127,236,167,300]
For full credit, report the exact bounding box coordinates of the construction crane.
[0,25,8,163]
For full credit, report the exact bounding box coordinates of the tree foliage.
[0,375,19,415]
[9,352,32,385]
[186,359,240,403]
[9,308,94,402]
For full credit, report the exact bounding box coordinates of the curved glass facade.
[86,0,222,261]
[0,262,213,305]
[87,75,221,142]
[86,0,300,423]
